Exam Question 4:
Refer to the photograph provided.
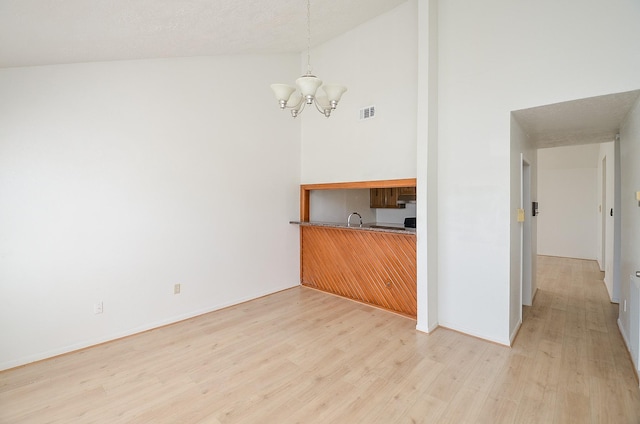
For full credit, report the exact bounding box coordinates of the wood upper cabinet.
[370,188,399,208]
[398,187,416,196]
[370,187,414,208]
[369,188,387,208]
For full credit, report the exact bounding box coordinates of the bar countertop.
[289,220,416,235]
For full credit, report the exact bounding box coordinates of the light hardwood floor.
[2,256,639,423]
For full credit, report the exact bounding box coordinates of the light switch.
[517,208,525,222]
[636,191,640,201]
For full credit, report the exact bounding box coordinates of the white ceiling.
[512,90,640,149]
[0,0,407,68]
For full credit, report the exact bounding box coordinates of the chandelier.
[270,0,347,118]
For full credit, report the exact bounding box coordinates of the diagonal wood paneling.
[301,226,417,318]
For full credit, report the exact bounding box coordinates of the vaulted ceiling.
[3,0,637,150]
[0,0,407,68]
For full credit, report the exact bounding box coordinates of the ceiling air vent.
[359,105,376,120]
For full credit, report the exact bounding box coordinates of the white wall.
[309,189,375,223]
[537,144,600,260]
[300,1,418,184]
[376,203,417,224]
[618,97,640,372]
[0,55,302,370]
[438,0,640,344]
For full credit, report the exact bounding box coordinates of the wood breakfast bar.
[293,179,417,318]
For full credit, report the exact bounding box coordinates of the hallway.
[512,255,640,422]
[1,257,639,423]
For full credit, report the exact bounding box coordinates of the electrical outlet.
[94,301,104,314]
[174,284,181,294]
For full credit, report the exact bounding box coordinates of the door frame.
[521,155,533,313]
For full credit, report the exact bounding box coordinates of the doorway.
[600,156,607,272]
[521,156,533,308]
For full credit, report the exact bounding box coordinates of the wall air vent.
[359,105,376,120]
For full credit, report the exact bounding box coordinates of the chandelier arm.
[313,99,327,114]
[291,100,307,118]
[285,95,304,111]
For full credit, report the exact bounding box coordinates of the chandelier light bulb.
[296,75,323,103]
[270,84,296,109]
[321,84,348,108]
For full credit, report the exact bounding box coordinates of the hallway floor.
[511,255,640,423]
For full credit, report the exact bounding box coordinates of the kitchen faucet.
[347,212,363,227]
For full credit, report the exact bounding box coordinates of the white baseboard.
[510,320,522,346]
[437,321,511,346]
[618,318,630,352]
[416,321,439,334]
[617,317,639,386]
[0,283,297,371]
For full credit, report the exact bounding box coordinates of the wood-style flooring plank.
[1,256,639,423]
